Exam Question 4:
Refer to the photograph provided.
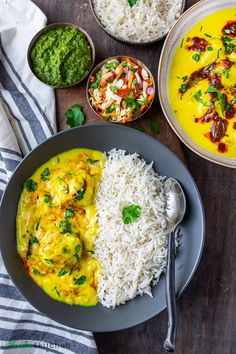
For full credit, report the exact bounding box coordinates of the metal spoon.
[163,178,186,352]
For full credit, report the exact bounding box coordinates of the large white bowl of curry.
[159,0,236,168]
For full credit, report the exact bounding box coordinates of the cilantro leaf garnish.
[105,62,118,70]
[105,104,117,114]
[124,92,140,114]
[207,84,226,115]
[192,53,200,62]
[41,167,50,181]
[44,258,53,264]
[222,35,236,54]
[193,90,208,106]
[65,208,75,219]
[179,83,187,94]
[59,219,73,234]
[30,236,39,244]
[35,218,41,231]
[122,204,141,224]
[75,245,81,253]
[74,187,86,201]
[91,70,102,89]
[128,0,138,6]
[110,86,118,93]
[62,247,68,254]
[32,267,41,275]
[137,95,147,105]
[44,194,51,203]
[25,179,37,192]
[65,104,85,128]
[74,275,86,285]
[87,158,99,164]
[58,268,67,277]
[215,68,230,79]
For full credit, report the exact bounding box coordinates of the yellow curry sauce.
[16,148,106,306]
[169,9,236,157]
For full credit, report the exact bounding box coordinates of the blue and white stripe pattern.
[0,0,98,352]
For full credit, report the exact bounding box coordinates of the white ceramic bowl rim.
[158,0,236,168]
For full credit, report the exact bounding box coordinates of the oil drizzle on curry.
[16,148,105,306]
[169,9,236,157]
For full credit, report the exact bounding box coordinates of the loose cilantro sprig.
[150,119,159,134]
[65,104,85,127]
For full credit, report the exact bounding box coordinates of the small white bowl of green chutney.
[27,23,95,88]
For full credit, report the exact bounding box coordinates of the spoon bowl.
[163,178,186,352]
[164,177,186,232]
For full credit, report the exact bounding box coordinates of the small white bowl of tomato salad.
[86,56,155,123]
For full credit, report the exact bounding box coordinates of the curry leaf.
[65,104,85,127]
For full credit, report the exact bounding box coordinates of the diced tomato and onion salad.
[88,57,155,123]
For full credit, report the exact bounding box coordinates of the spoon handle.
[164,230,177,352]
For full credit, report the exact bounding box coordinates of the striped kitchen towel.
[0,0,98,353]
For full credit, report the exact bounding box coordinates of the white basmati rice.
[92,0,184,43]
[95,149,168,308]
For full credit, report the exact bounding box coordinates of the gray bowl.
[89,0,186,46]
[0,125,205,331]
[27,22,95,89]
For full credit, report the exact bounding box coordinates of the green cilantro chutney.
[30,27,93,87]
